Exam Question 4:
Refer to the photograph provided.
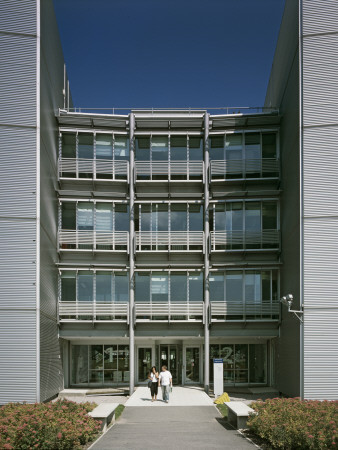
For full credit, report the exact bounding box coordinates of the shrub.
[247,397,338,449]
[0,399,101,450]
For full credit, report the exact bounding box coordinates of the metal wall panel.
[0,0,37,35]
[304,309,338,400]
[0,310,37,404]
[303,0,338,36]
[39,0,67,402]
[0,126,37,217]
[302,1,338,400]
[0,34,37,127]
[303,35,338,127]
[303,127,338,217]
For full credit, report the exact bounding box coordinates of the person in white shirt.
[158,365,172,403]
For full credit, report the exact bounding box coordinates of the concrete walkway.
[89,406,256,450]
[125,386,214,407]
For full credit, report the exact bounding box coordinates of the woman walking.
[148,366,159,402]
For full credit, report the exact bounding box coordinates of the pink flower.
[57,432,62,439]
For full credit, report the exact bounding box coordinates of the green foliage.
[248,397,338,449]
[113,404,125,421]
[216,404,228,418]
[0,399,101,450]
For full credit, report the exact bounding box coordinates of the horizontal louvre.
[58,230,129,252]
[210,159,279,179]
[135,231,204,252]
[210,230,280,251]
[135,161,204,181]
[210,301,279,321]
[0,0,37,35]
[134,302,204,322]
[59,302,129,322]
[303,0,338,35]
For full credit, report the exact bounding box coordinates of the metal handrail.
[135,161,204,181]
[135,231,204,252]
[58,158,129,181]
[210,300,280,321]
[59,301,129,322]
[134,301,204,322]
[210,230,280,251]
[58,230,129,252]
[210,158,280,179]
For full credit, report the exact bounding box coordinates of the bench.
[224,401,256,429]
[88,403,119,432]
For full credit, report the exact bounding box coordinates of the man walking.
[159,365,172,403]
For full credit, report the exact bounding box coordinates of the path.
[89,387,256,449]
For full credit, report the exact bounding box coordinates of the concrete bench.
[224,401,256,429]
[88,403,119,432]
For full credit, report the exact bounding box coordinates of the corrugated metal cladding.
[303,0,338,35]
[304,219,338,308]
[304,310,338,400]
[0,0,37,35]
[0,34,37,127]
[0,310,37,404]
[40,227,58,318]
[303,35,338,127]
[303,127,338,217]
[0,126,37,217]
[40,314,63,402]
[0,220,36,308]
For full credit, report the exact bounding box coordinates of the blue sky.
[53,0,285,109]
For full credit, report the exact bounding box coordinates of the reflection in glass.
[138,348,152,382]
[185,348,199,383]
[78,272,93,302]
[152,136,168,161]
[96,135,113,159]
[71,345,88,385]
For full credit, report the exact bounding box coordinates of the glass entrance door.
[159,345,178,384]
[138,347,152,383]
[185,347,200,384]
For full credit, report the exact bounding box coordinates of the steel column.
[129,113,135,395]
[204,112,210,394]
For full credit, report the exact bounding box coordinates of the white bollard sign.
[213,358,224,397]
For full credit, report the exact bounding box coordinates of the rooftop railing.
[58,158,129,181]
[210,230,280,251]
[210,158,280,180]
[135,231,204,252]
[134,301,204,322]
[58,230,129,252]
[135,161,204,181]
[58,301,129,322]
[210,301,280,321]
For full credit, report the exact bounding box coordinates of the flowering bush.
[248,397,338,449]
[0,400,101,450]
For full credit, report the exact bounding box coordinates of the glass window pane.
[245,133,261,160]
[115,273,129,302]
[272,270,278,301]
[189,137,203,161]
[118,345,130,381]
[96,272,112,302]
[189,273,203,302]
[90,345,103,370]
[78,134,93,159]
[61,271,76,302]
[78,272,93,302]
[209,274,224,301]
[140,204,151,231]
[262,202,277,229]
[115,136,129,160]
[210,136,224,160]
[262,271,271,302]
[138,348,152,382]
[77,203,94,230]
[157,204,168,231]
[104,345,117,370]
[62,133,76,158]
[71,345,88,385]
[152,136,168,161]
[62,202,76,229]
[115,204,129,231]
[226,203,243,231]
[189,204,203,231]
[171,272,187,302]
[249,344,266,383]
[220,345,234,369]
[151,273,168,302]
[135,272,150,302]
[245,202,261,231]
[96,135,113,159]
[136,137,150,161]
[171,204,187,231]
[234,344,248,370]
[226,271,243,301]
[245,271,261,302]
[171,136,187,161]
[96,203,113,231]
[262,133,276,158]
[215,203,226,231]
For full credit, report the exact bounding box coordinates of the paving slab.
[125,386,214,407]
[89,406,256,450]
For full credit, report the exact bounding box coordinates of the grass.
[114,404,125,421]
[216,403,228,418]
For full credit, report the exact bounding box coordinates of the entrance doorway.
[159,345,181,384]
[184,347,200,384]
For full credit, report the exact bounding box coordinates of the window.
[96,272,112,302]
[96,204,113,231]
[135,272,150,302]
[171,136,187,161]
[114,136,129,160]
[171,272,187,302]
[62,133,76,158]
[151,273,168,302]
[210,136,224,160]
[171,204,187,231]
[61,271,76,301]
[96,135,113,159]
[209,274,225,302]
[115,273,129,302]
[152,136,168,161]
[77,203,94,231]
[78,134,93,159]
[61,203,76,230]
[189,137,203,161]
[78,271,94,302]
[135,137,150,161]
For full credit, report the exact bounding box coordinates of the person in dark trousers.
[148,366,159,402]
